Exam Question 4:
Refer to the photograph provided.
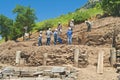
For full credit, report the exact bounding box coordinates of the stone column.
[110,48,116,66]
[43,53,48,66]
[97,50,104,74]
[74,49,79,67]
[16,51,21,64]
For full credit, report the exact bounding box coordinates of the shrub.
[73,11,90,24]
[37,20,53,31]
[101,0,120,16]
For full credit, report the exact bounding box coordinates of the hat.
[40,31,42,34]
[55,29,58,31]
[68,27,71,30]
[71,19,74,21]
[49,28,51,30]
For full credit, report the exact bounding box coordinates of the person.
[85,20,92,32]
[53,29,58,45]
[69,19,74,31]
[67,27,73,45]
[57,22,62,34]
[46,28,52,45]
[57,36,62,44]
[38,31,42,46]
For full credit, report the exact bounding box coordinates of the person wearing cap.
[57,22,62,34]
[69,19,74,31]
[46,28,52,45]
[66,27,73,45]
[85,20,92,32]
[40,31,42,34]
[38,31,42,46]
[53,29,58,45]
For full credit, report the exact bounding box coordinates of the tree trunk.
[5,35,8,42]
[29,32,30,39]
[23,33,25,41]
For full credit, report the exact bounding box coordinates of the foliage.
[95,2,102,9]
[36,20,54,31]
[73,11,90,24]
[0,15,13,41]
[35,13,74,31]
[13,5,37,40]
[0,38,4,44]
[74,8,103,24]
[0,1,104,43]
[35,7,103,31]
[101,0,120,16]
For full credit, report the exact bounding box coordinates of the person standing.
[57,22,62,34]
[67,27,73,45]
[85,20,92,32]
[69,19,74,31]
[53,29,58,45]
[38,31,42,46]
[57,22,63,44]
[46,28,52,45]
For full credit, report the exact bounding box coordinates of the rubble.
[0,17,120,80]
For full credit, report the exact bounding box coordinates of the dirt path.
[78,65,118,80]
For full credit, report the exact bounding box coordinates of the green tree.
[13,5,37,40]
[0,15,13,42]
[101,0,120,16]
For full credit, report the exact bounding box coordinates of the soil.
[0,16,120,80]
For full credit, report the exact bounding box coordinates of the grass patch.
[34,8,103,31]
[0,38,4,44]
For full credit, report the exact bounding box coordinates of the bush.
[37,20,53,31]
[101,0,120,16]
[34,7,103,31]
[73,7,103,24]
[73,11,90,24]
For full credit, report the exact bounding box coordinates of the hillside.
[34,6,103,31]
[0,16,120,80]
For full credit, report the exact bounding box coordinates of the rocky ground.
[0,17,120,80]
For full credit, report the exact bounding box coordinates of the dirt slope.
[0,17,120,80]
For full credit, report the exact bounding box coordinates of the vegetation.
[35,6,103,31]
[74,8,103,24]
[0,38,4,44]
[13,5,37,40]
[0,15,13,42]
[2,0,120,42]
[35,13,74,31]
[101,0,120,16]
[36,20,54,31]
[0,5,36,42]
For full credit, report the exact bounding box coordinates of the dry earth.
[0,17,120,80]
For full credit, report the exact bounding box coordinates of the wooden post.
[16,51,21,64]
[43,53,48,66]
[97,50,104,74]
[110,48,116,66]
[74,49,79,67]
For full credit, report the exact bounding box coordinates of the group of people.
[38,19,92,46]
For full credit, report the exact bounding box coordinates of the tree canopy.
[0,5,37,41]
[13,5,37,40]
[101,0,120,16]
[0,15,13,41]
